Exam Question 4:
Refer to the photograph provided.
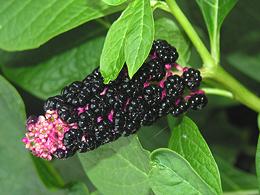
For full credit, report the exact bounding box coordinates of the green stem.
[223,189,259,195]
[165,0,215,68]
[150,0,170,12]
[164,0,260,113]
[203,66,260,113]
[201,88,233,99]
[96,18,111,29]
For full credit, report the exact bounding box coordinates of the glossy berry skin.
[147,60,166,81]
[143,85,162,106]
[165,75,184,99]
[188,94,208,110]
[43,95,64,111]
[63,129,83,151]
[152,39,179,64]
[158,98,172,117]
[170,100,190,117]
[182,68,202,90]
[78,136,98,153]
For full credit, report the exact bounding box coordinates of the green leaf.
[68,182,90,195]
[168,116,222,195]
[258,113,260,131]
[78,136,152,195]
[100,3,133,83]
[256,114,260,192]
[227,52,260,83]
[125,0,154,78]
[0,0,123,51]
[215,156,258,192]
[102,0,127,6]
[154,17,191,65]
[196,0,238,63]
[149,148,216,195]
[2,33,105,99]
[31,156,65,189]
[138,123,171,151]
[0,75,56,194]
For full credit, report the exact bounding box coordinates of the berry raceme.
[22,40,208,160]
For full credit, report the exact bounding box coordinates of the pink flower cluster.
[22,110,77,160]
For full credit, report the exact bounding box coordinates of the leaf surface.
[78,136,152,195]
[149,149,216,195]
[169,116,222,194]
[0,0,122,51]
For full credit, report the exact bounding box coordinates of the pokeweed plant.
[0,0,259,195]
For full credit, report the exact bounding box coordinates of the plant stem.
[150,0,170,12]
[165,0,215,68]
[203,66,260,113]
[96,18,111,29]
[223,189,259,195]
[201,88,233,99]
[164,0,260,112]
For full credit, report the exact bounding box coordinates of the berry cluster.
[22,40,207,160]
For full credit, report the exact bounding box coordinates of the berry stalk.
[202,66,260,113]
[22,40,208,160]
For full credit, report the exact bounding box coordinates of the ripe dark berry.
[141,107,159,126]
[158,98,172,117]
[152,40,179,64]
[124,119,141,136]
[44,95,64,111]
[53,148,66,159]
[165,75,184,99]
[147,60,166,81]
[95,120,114,144]
[170,100,189,117]
[188,94,208,110]
[132,66,149,85]
[63,129,83,150]
[78,136,98,153]
[143,85,162,106]
[58,105,77,123]
[182,68,202,90]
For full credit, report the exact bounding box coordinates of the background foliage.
[0,0,259,195]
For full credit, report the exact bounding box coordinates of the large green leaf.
[149,148,216,195]
[78,136,152,195]
[196,0,238,62]
[100,3,133,83]
[0,0,123,51]
[227,52,260,83]
[68,182,90,195]
[0,75,59,194]
[102,0,127,6]
[138,122,171,151]
[154,17,191,65]
[2,30,105,99]
[216,156,258,192]
[168,116,222,195]
[125,0,154,78]
[31,156,65,189]
[256,114,260,192]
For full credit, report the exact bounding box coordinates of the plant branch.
[150,0,170,12]
[165,0,216,68]
[96,18,111,29]
[164,0,260,113]
[201,88,233,99]
[202,67,260,112]
[223,189,259,195]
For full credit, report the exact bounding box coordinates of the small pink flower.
[22,110,77,160]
